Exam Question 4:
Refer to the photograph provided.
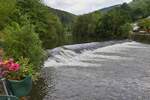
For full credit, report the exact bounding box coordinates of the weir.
[31,41,150,100]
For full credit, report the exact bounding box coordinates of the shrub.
[0,0,16,29]
[3,22,45,70]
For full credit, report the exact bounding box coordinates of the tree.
[130,0,150,20]
[138,18,150,32]
[119,23,132,38]
[9,0,64,48]
[96,8,131,40]
[131,8,144,20]
[72,12,101,42]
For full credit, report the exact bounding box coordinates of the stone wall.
[131,33,150,44]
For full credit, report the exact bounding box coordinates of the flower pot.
[7,76,32,97]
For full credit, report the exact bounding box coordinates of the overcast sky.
[43,0,132,15]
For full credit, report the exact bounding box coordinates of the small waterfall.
[44,40,132,67]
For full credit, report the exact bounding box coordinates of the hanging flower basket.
[7,76,32,97]
[0,57,38,97]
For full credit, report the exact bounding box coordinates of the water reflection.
[30,67,56,100]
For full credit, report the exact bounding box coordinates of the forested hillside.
[130,0,150,20]
[72,12,101,42]
[72,0,150,43]
[49,8,77,27]
[49,7,77,45]
[95,5,120,14]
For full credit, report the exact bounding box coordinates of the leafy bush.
[9,0,64,49]
[3,22,45,70]
[138,18,150,32]
[0,0,16,29]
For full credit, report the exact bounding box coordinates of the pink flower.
[14,63,20,71]
[9,63,20,72]
[4,62,11,70]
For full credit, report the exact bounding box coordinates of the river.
[30,40,150,100]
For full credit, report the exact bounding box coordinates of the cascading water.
[44,40,130,67]
[31,41,150,100]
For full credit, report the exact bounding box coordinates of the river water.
[30,41,150,100]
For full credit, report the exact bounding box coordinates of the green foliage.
[63,33,73,44]
[49,8,77,27]
[138,18,150,31]
[72,0,150,42]
[96,7,131,40]
[0,0,16,29]
[8,0,64,49]
[130,0,150,20]
[72,12,101,42]
[17,57,34,78]
[3,22,45,69]
[50,8,77,45]
[119,23,132,38]
[72,3,135,42]
[0,31,4,47]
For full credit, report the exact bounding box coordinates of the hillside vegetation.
[49,8,77,27]
[72,0,150,43]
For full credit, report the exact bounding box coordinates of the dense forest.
[0,0,150,70]
[72,0,150,42]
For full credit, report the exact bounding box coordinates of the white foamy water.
[44,41,145,67]
[39,41,150,100]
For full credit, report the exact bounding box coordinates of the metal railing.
[0,78,19,100]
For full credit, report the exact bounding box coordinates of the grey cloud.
[43,0,132,15]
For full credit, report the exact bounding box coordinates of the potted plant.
[0,57,36,97]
